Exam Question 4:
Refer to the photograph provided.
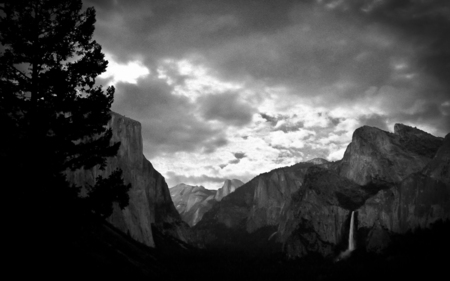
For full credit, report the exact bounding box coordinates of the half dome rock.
[170,184,217,226]
[170,179,244,226]
[214,179,244,201]
[66,112,190,247]
[338,124,443,186]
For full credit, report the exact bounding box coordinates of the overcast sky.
[85,0,450,189]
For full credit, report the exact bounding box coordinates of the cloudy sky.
[85,0,450,189]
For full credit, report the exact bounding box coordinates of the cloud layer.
[86,0,450,188]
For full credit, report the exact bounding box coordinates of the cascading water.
[348,211,355,251]
[336,210,356,261]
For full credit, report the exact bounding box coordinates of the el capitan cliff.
[66,112,190,247]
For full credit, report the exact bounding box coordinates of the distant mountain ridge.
[170,179,244,226]
[193,124,449,258]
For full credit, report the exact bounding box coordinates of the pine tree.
[0,0,130,220]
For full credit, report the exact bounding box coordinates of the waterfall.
[335,210,356,262]
[348,211,355,252]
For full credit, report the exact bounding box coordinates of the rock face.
[277,166,362,258]
[66,112,190,247]
[279,125,446,258]
[338,125,434,185]
[170,179,244,226]
[194,124,449,259]
[357,133,450,251]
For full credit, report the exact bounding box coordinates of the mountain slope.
[193,159,329,253]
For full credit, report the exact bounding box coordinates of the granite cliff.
[278,124,446,257]
[279,124,447,257]
[193,124,448,259]
[357,132,450,252]
[66,112,190,247]
[338,124,441,185]
[170,179,244,226]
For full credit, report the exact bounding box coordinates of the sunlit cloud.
[157,58,242,101]
[100,53,150,85]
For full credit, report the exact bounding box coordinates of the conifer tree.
[0,0,130,219]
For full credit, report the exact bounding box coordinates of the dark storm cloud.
[202,136,228,154]
[233,152,246,159]
[260,113,304,132]
[393,102,450,135]
[203,3,395,96]
[275,121,305,133]
[359,114,389,132]
[87,0,450,90]
[336,0,450,89]
[199,92,255,126]
[87,0,449,148]
[111,79,227,158]
[260,113,280,126]
[323,0,450,134]
[225,152,246,166]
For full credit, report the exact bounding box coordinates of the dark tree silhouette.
[0,0,130,220]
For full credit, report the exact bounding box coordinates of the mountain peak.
[215,179,244,201]
[394,123,431,137]
[340,124,443,185]
[394,123,444,158]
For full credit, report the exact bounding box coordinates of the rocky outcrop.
[66,112,190,247]
[170,179,244,226]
